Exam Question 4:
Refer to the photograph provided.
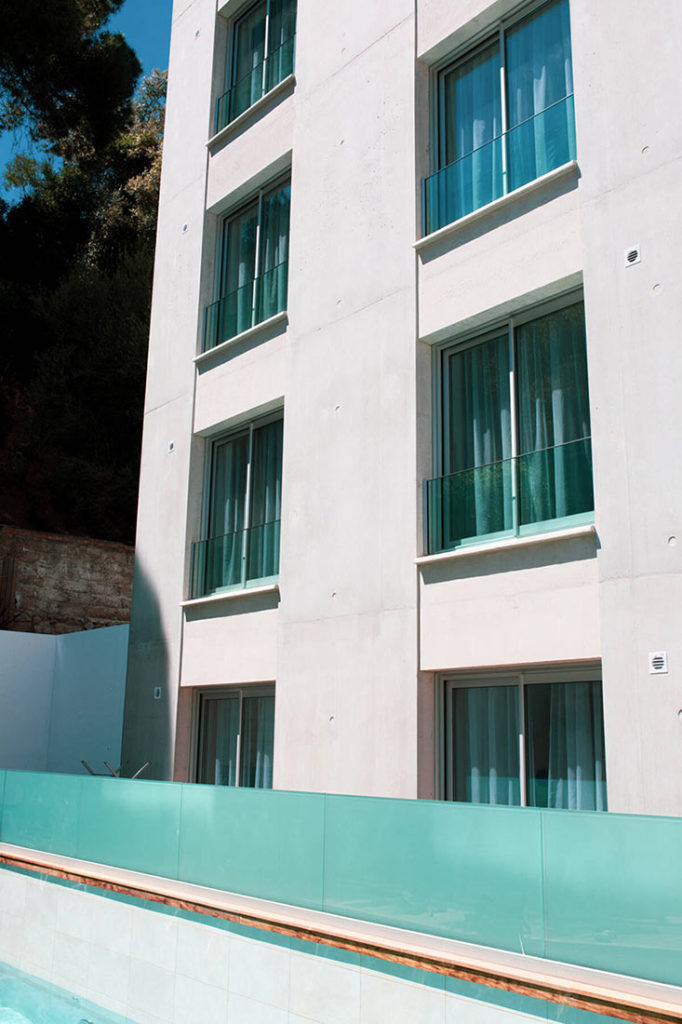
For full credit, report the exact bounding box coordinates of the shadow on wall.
[120,560,173,781]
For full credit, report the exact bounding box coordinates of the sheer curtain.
[526,682,607,810]
[452,686,521,805]
[221,201,258,338]
[265,0,297,91]
[506,0,575,189]
[247,419,283,580]
[197,697,240,786]
[240,695,275,788]
[516,303,592,527]
[258,182,290,322]
[209,433,248,590]
[445,335,512,543]
[441,40,502,222]
[231,0,266,118]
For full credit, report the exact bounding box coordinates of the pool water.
[0,963,138,1024]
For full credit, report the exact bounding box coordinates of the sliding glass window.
[444,671,607,810]
[424,0,575,233]
[204,177,290,352]
[215,0,297,132]
[196,687,275,788]
[190,415,283,598]
[426,298,593,553]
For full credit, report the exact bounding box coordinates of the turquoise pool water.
[0,963,137,1024]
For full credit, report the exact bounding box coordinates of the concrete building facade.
[122,0,682,817]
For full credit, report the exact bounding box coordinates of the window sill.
[207,74,296,149]
[195,310,288,366]
[415,523,596,567]
[181,582,279,609]
[414,160,579,255]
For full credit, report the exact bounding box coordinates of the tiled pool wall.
[0,865,603,1024]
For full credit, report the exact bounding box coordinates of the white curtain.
[526,682,607,810]
[444,334,512,544]
[452,686,521,805]
[247,419,283,581]
[220,200,258,340]
[231,0,267,119]
[257,181,290,322]
[506,0,575,189]
[265,0,297,91]
[241,695,275,788]
[515,303,592,526]
[197,697,240,786]
[208,432,248,590]
[438,39,502,224]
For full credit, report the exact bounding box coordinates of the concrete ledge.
[0,843,679,1024]
[414,161,579,255]
[207,75,296,150]
[416,524,596,567]
[181,582,279,609]
[195,311,288,366]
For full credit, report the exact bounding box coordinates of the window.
[423,0,575,233]
[426,298,592,553]
[196,686,275,787]
[191,415,283,597]
[443,670,607,810]
[215,0,297,133]
[204,177,290,352]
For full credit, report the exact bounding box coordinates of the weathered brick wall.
[0,526,134,635]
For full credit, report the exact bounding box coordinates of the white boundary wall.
[0,867,564,1024]
[0,626,128,775]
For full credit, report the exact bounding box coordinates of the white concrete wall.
[124,0,682,813]
[47,625,129,775]
[0,633,55,771]
[0,626,128,774]
[570,0,682,815]
[0,867,556,1024]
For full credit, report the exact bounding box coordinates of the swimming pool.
[0,963,138,1024]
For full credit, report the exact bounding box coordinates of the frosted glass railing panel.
[542,809,682,987]
[322,796,545,956]
[1,772,681,986]
[78,777,182,878]
[178,785,325,908]
[1,771,82,856]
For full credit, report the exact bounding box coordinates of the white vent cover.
[648,651,668,674]
[624,246,641,267]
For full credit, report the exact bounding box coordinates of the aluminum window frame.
[198,409,284,595]
[430,288,592,548]
[215,172,291,306]
[439,663,603,806]
[194,683,276,786]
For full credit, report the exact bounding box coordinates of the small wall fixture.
[624,246,641,267]
[648,651,668,674]
[153,686,163,700]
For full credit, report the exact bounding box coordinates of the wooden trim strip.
[0,849,679,1024]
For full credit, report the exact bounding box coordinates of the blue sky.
[0,0,174,200]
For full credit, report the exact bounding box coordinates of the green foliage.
[0,3,166,543]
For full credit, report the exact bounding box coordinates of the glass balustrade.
[203,259,288,352]
[214,34,296,134]
[190,519,280,598]
[423,95,576,235]
[426,436,593,553]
